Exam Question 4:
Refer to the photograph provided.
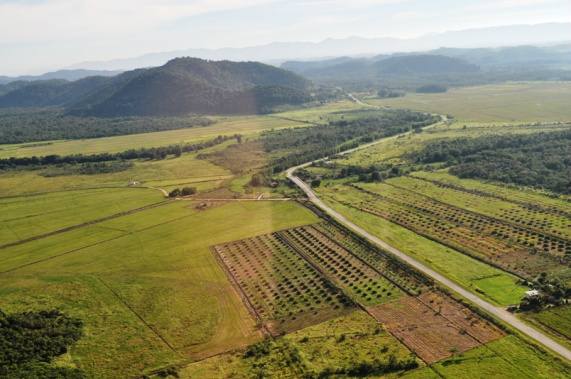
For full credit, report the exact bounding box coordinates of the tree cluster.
[168,187,197,197]
[0,309,85,378]
[416,84,448,93]
[410,130,571,193]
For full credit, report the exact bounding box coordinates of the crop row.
[348,184,567,279]
[411,174,571,223]
[360,182,571,257]
[278,226,403,306]
[311,222,427,294]
[214,233,347,321]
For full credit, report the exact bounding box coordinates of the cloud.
[0,0,279,43]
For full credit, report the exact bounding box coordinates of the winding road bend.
[286,116,571,362]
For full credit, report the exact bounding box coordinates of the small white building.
[525,290,541,299]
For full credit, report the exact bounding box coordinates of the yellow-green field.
[366,82,571,125]
[402,335,571,379]
[0,116,312,158]
[0,197,319,378]
[2,87,571,378]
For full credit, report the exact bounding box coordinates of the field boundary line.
[524,314,571,345]
[96,276,181,356]
[0,206,201,275]
[0,201,169,250]
[209,246,271,337]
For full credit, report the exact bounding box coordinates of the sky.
[1,0,570,75]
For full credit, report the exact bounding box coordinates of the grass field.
[0,187,165,246]
[530,305,571,341]
[0,116,312,159]
[0,200,319,378]
[0,149,231,195]
[403,335,571,379]
[179,310,418,379]
[365,83,571,125]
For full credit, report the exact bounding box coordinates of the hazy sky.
[1,0,570,75]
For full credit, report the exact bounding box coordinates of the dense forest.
[0,108,214,144]
[0,58,318,117]
[0,309,84,378]
[410,130,571,194]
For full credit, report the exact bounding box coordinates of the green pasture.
[532,305,571,341]
[271,100,366,123]
[314,184,528,306]
[0,151,231,195]
[180,310,417,379]
[0,116,310,158]
[0,187,165,246]
[412,171,571,210]
[365,83,571,125]
[0,200,319,378]
[404,335,571,379]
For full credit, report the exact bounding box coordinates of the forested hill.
[0,58,316,117]
[295,54,479,81]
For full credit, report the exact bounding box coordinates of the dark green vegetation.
[0,134,240,172]
[411,130,571,194]
[416,84,447,93]
[261,109,436,173]
[0,58,318,117]
[0,108,213,144]
[0,309,84,378]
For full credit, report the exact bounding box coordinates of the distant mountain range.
[0,69,123,85]
[284,55,480,81]
[57,22,569,72]
[281,45,571,82]
[0,58,315,117]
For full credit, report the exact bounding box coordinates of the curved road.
[286,118,571,362]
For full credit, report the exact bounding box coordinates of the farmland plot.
[368,290,505,364]
[350,181,570,281]
[212,232,356,335]
[312,222,429,294]
[278,225,406,306]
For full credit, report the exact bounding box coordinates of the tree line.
[0,134,242,172]
[0,108,214,144]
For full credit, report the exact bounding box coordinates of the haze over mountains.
[62,23,570,72]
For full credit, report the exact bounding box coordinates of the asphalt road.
[286,118,571,362]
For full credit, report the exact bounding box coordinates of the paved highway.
[286,117,571,362]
